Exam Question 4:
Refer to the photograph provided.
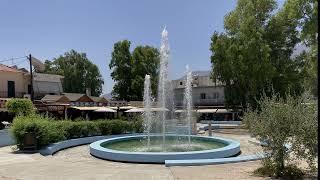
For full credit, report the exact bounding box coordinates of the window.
[180,81,183,85]
[200,93,206,99]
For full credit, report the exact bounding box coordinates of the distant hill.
[101,92,113,100]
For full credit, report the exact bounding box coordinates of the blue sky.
[0,0,285,94]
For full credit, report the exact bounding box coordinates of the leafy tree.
[210,0,315,108]
[43,50,104,96]
[109,40,133,100]
[109,41,160,101]
[211,0,277,109]
[131,46,159,100]
[244,93,317,177]
[282,0,318,97]
[264,0,304,98]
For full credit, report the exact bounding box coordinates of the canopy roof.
[41,95,70,103]
[110,106,137,110]
[197,109,229,113]
[94,107,116,112]
[174,109,197,113]
[125,107,169,113]
[70,106,98,111]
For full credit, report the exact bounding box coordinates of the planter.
[21,132,37,150]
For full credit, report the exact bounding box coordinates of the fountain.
[89,27,240,163]
[143,74,152,149]
[158,27,169,150]
[184,65,193,146]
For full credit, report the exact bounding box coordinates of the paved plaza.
[0,130,271,180]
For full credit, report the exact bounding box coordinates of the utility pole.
[28,54,34,102]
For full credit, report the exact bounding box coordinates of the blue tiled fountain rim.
[89,134,241,163]
[90,135,240,155]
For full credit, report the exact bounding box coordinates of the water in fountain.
[184,65,193,146]
[143,74,152,149]
[140,27,196,152]
[157,26,170,150]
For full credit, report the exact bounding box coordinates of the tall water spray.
[143,74,152,148]
[184,65,193,145]
[158,27,170,150]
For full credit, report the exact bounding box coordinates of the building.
[0,64,64,99]
[0,64,30,98]
[33,73,64,99]
[172,71,225,107]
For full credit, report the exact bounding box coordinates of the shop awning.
[110,106,137,110]
[70,106,99,111]
[174,109,197,113]
[94,107,117,113]
[197,109,230,113]
[125,107,169,113]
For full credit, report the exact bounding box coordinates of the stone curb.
[165,153,266,167]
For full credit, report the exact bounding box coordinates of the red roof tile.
[0,64,23,73]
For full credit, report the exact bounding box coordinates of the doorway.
[7,81,15,98]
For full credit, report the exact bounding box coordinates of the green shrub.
[109,120,127,134]
[133,118,143,133]
[11,115,138,149]
[11,115,64,148]
[244,93,318,177]
[96,121,112,135]
[6,98,34,116]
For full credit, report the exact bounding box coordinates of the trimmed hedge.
[11,115,143,149]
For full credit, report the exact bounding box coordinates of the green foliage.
[131,46,160,100]
[276,0,318,97]
[253,164,304,179]
[210,0,317,108]
[243,93,318,177]
[11,115,64,148]
[43,50,104,96]
[109,40,133,100]
[6,98,34,116]
[11,115,143,149]
[109,40,159,101]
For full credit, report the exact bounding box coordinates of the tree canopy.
[210,0,317,109]
[109,40,159,101]
[43,50,104,96]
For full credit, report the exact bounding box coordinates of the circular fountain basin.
[90,135,240,163]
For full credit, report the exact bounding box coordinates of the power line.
[0,56,27,63]
[12,59,28,66]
